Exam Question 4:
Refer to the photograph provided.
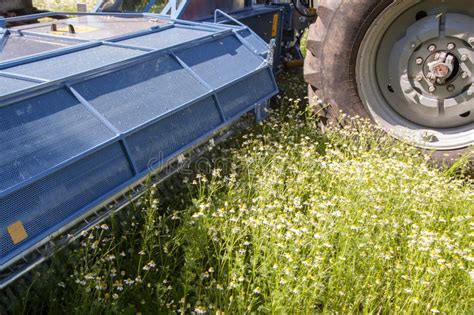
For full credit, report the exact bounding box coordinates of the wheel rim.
[356,0,473,150]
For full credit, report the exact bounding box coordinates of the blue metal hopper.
[0,12,278,287]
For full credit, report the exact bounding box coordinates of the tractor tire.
[304,0,473,165]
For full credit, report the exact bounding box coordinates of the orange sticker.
[7,221,28,245]
[272,13,279,38]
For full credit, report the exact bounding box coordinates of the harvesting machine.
[0,0,472,290]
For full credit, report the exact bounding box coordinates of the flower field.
[3,71,473,314]
[2,2,473,313]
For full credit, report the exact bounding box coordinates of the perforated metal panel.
[0,13,278,274]
[0,76,36,96]
[0,34,73,62]
[73,54,210,133]
[176,35,262,89]
[0,143,133,261]
[118,26,213,50]
[0,88,115,194]
[4,45,146,80]
[127,97,222,172]
[237,28,269,56]
[218,69,275,118]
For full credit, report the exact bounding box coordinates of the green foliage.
[300,29,308,58]
[34,0,98,11]
[33,0,167,12]
[12,72,474,314]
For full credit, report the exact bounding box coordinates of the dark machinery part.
[0,0,34,24]
[0,0,67,26]
[180,0,251,20]
[0,0,33,13]
[261,0,315,68]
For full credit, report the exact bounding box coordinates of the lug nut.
[416,57,423,65]
[422,133,437,143]
[447,42,455,50]
[461,54,468,62]
[429,86,436,93]
[461,72,469,79]
[416,74,423,82]
[447,85,455,92]
[469,38,474,46]
[428,44,436,52]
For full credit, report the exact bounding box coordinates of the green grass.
[34,0,98,12]
[33,0,166,12]
[6,72,474,314]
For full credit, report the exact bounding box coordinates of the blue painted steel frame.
[0,11,278,280]
[143,0,157,12]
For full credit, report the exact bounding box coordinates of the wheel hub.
[426,52,456,82]
[356,0,474,151]
[387,13,473,128]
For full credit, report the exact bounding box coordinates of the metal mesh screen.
[0,143,133,263]
[72,54,210,133]
[0,88,116,193]
[127,97,222,172]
